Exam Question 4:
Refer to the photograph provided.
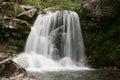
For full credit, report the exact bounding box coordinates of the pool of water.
[30,70,120,80]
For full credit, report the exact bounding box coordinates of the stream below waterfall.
[30,70,120,80]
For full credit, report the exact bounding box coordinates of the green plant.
[24,0,42,8]
[24,0,82,10]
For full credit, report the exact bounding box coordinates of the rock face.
[17,8,37,24]
[0,54,36,80]
[21,5,36,11]
[78,0,120,68]
[81,0,101,19]
[1,2,25,17]
[0,1,38,79]
[5,18,31,29]
[0,1,38,29]
[0,44,18,57]
[80,0,119,21]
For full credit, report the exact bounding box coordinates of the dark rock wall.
[77,0,120,68]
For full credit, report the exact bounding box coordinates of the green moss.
[2,2,25,17]
[0,65,4,74]
[15,19,31,28]
[23,0,42,9]
[0,19,30,52]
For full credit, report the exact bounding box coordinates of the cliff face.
[0,1,37,79]
[0,1,38,28]
[77,0,120,68]
[0,1,38,54]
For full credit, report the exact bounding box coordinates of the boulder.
[80,0,101,21]
[0,55,36,80]
[0,44,20,57]
[1,2,25,17]
[17,8,38,24]
[43,7,55,13]
[0,2,38,28]
[4,18,31,29]
[17,8,37,18]
[80,0,117,21]
[21,5,36,11]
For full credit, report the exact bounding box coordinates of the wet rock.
[21,5,36,11]
[38,7,55,15]
[17,8,37,18]
[0,55,36,80]
[17,8,38,24]
[43,7,55,13]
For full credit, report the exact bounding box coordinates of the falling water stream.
[13,10,120,80]
[14,10,89,72]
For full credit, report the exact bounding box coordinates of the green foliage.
[24,0,82,10]
[24,0,42,8]
[42,0,77,10]
[100,6,115,17]
[0,20,30,52]
[99,0,120,18]
[0,20,5,41]
[2,2,24,17]
[80,12,120,68]
[0,20,5,28]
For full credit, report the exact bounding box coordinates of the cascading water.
[14,10,89,72]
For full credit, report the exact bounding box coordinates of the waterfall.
[14,10,89,72]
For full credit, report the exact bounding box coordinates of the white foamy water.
[14,10,90,72]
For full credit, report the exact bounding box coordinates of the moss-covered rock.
[0,19,30,53]
[78,0,120,68]
[80,0,117,21]
[1,2,25,17]
[6,18,31,29]
[17,8,38,24]
[0,44,21,57]
[0,13,4,19]
[81,0,101,19]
